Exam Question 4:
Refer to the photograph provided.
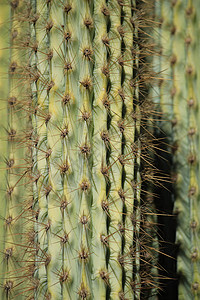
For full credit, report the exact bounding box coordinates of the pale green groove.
[92,0,109,298]
[107,0,125,298]
[29,0,40,298]
[122,1,135,298]
[35,1,52,297]
[45,2,63,299]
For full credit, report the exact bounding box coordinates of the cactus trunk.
[0,0,167,299]
[157,0,200,299]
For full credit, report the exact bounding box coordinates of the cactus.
[3,0,200,299]
[0,0,171,299]
[157,0,200,299]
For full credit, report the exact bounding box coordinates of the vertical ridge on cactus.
[0,5,9,299]
[92,1,110,298]
[0,0,168,299]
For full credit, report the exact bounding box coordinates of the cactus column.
[1,0,162,299]
[158,0,200,299]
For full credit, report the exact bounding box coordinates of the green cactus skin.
[0,2,9,299]
[158,0,200,299]
[0,1,164,299]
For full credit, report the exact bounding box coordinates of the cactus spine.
[0,0,164,299]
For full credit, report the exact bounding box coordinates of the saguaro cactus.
[0,0,165,299]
